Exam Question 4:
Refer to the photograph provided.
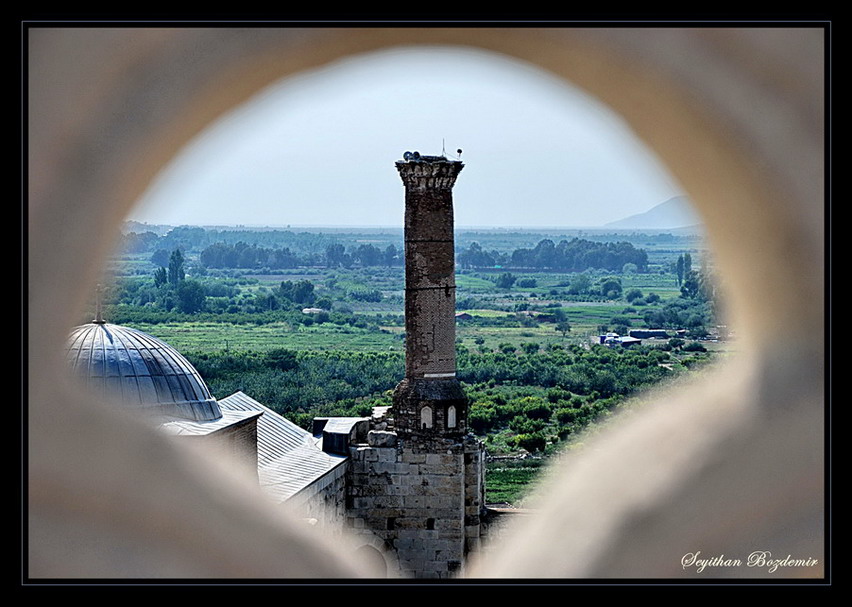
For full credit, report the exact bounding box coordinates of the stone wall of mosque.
[344,429,484,579]
[287,462,349,535]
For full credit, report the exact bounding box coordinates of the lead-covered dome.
[65,322,222,421]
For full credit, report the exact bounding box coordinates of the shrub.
[625,288,644,302]
[515,432,547,453]
[555,407,578,424]
[495,273,517,289]
[263,348,298,371]
[546,387,571,403]
[521,342,540,355]
[509,416,546,434]
[469,405,497,434]
[519,397,552,420]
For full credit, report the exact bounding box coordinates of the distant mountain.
[122,220,173,236]
[605,196,701,230]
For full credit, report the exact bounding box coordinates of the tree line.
[458,238,649,272]
[197,241,404,270]
[191,237,648,273]
[119,225,354,257]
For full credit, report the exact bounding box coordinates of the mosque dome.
[65,321,222,422]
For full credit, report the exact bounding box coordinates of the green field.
[484,460,545,506]
[133,321,400,353]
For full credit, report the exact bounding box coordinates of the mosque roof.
[219,391,348,502]
[64,322,222,422]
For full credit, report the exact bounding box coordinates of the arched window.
[421,406,433,429]
[447,405,457,429]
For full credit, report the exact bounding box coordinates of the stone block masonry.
[346,442,467,578]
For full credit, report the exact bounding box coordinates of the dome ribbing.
[65,323,222,421]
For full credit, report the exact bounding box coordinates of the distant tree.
[516,278,537,288]
[121,231,160,254]
[675,254,685,286]
[280,280,315,305]
[516,432,547,453]
[175,279,205,313]
[349,288,382,302]
[153,266,167,288]
[314,298,333,311]
[237,244,259,268]
[325,243,348,268]
[151,248,171,267]
[680,270,703,299]
[255,291,279,311]
[521,342,540,355]
[520,397,552,420]
[610,315,632,328]
[686,326,709,339]
[263,348,298,371]
[496,273,517,289]
[167,249,185,285]
[510,416,547,435]
[555,321,572,339]
[458,242,495,269]
[354,244,382,267]
[469,404,497,434]
[383,244,400,266]
[625,288,644,302]
[599,278,622,299]
[568,273,592,294]
[668,338,685,350]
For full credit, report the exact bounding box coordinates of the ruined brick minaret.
[344,152,484,579]
[394,152,467,437]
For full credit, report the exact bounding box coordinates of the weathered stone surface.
[367,430,398,448]
[401,452,426,464]
[396,157,463,384]
[419,464,461,476]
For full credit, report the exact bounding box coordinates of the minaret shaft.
[394,154,467,437]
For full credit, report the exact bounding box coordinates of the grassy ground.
[485,460,545,506]
[131,321,400,353]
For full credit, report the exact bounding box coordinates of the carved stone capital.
[396,159,464,191]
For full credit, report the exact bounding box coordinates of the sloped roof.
[160,409,262,437]
[219,391,347,503]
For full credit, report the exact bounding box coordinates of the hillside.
[605,196,701,230]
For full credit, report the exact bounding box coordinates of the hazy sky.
[130,46,686,229]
